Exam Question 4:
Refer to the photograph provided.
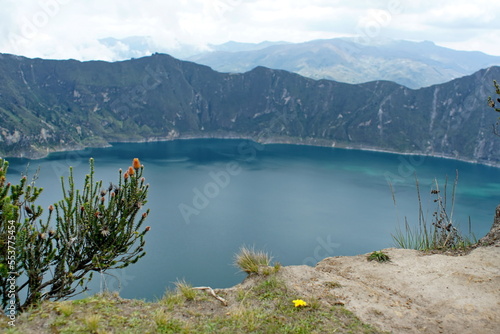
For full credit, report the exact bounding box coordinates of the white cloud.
[1,0,500,60]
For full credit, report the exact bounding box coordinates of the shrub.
[0,158,150,311]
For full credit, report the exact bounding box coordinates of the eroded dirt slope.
[273,246,500,333]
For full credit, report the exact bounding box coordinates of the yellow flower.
[292,299,307,307]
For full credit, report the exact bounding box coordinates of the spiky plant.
[0,158,151,312]
[391,173,476,251]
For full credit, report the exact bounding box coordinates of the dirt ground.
[271,245,500,333]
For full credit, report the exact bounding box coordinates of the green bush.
[0,157,150,311]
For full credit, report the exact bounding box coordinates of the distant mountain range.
[0,53,499,166]
[97,37,500,89]
[97,37,291,60]
[188,38,500,89]
[205,40,291,53]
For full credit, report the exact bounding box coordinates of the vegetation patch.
[5,275,385,334]
[0,158,151,312]
[234,245,274,274]
[390,173,477,252]
[367,251,391,263]
[324,281,343,289]
[174,279,198,301]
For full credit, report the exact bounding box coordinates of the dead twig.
[192,286,228,306]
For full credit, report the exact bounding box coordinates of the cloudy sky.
[1,0,500,61]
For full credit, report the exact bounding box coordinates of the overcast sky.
[2,0,500,61]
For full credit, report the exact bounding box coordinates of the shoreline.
[3,134,499,168]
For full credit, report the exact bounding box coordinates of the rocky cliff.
[0,53,499,165]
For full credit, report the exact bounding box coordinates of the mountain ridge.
[0,52,499,166]
[187,38,500,89]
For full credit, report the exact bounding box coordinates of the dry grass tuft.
[234,246,272,274]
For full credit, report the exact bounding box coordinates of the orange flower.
[133,158,141,170]
[123,172,129,180]
[127,166,135,176]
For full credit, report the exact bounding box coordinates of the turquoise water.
[5,139,500,301]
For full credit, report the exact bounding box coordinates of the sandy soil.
[271,245,500,333]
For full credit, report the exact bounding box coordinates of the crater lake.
[5,139,500,301]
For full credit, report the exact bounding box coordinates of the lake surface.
[6,139,500,301]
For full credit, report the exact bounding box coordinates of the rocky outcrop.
[479,205,500,246]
